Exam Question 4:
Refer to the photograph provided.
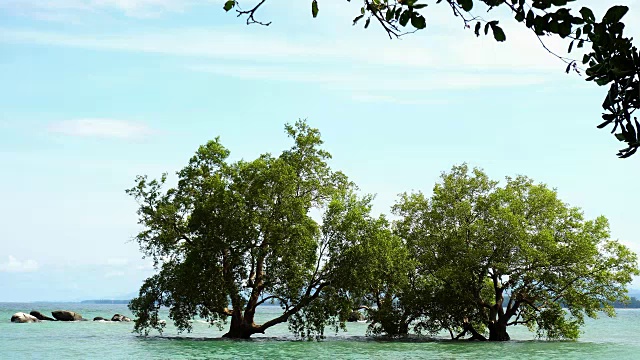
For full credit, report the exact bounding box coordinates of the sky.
[1,0,639,302]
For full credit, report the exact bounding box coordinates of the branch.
[504,1,586,72]
[256,282,330,332]
[255,295,288,307]
[507,319,534,326]
[551,267,601,302]
[520,297,540,312]
[365,0,400,39]
[236,0,271,26]
[455,319,487,341]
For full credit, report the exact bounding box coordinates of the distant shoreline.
[80,300,131,304]
[3,299,640,308]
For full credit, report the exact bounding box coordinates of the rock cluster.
[10,312,39,323]
[10,310,137,323]
[30,311,55,321]
[52,310,85,321]
[110,314,132,322]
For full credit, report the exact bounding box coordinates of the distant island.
[612,297,640,308]
[81,299,131,304]
[500,296,640,309]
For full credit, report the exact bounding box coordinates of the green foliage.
[317,190,420,337]
[393,164,639,340]
[126,121,639,341]
[127,120,382,339]
[227,1,640,158]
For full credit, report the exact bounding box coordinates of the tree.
[321,192,423,337]
[127,120,375,339]
[393,164,639,341]
[223,1,640,158]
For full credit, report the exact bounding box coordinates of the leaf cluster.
[226,1,640,158]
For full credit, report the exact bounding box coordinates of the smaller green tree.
[321,191,423,337]
[394,164,639,341]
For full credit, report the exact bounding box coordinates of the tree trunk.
[455,319,487,341]
[488,322,510,341]
[222,310,262,339]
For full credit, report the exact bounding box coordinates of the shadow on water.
[133,334,581,344]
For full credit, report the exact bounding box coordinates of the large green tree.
[127,120,377,339]
[223,0,639,158]
[393,164,639,341]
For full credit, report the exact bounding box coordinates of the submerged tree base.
[488,323,510,342]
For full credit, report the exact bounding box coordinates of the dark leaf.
[603,5,629,24]
[223,0,235,12]
[579,7,595,23]
[386,7,395,21]
[411,13,426,29]
[399,10,411,26]
[526,10,535,28]
[619,147,638,158]
[457,0,473,12]
[490,23,506,42]
[557,22,571,38]
[597,119,614,129]
[312,0,319,18]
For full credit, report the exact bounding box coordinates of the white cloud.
[0,0,215,18]
[190,63,547,91]
[48,119,154,139]
[0,26,559,92]
[106,257,129,266]
[351,94,451,105]
[0,27,566,71]
[104,270,126,278]
[4,1,637,92]
[0,255,39,273]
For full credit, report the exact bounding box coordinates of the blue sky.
[1,0,639,302]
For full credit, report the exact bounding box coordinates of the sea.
[1,303,639,359]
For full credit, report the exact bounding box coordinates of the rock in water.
[30,311,55,321]
[51,310,83,321]
[93,317,108,321]
[11,312,39,323]
[111,314,132,322]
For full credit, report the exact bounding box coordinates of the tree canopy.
[127,120,379,339]
[127,122,638,341]
[393,164,640,340]
[223,0,640,158]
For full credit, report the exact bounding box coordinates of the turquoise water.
[1,303,639,359]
